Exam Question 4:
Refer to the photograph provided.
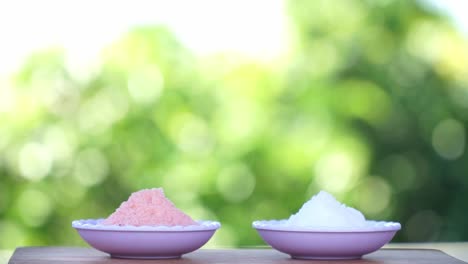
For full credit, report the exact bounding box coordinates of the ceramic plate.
[253,220,401,260]
[72,219,220,259]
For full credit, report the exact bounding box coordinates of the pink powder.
[103,188,197,226]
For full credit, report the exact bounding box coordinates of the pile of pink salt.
[103,188,197,226]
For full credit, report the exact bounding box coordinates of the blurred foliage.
[1,0,468,248]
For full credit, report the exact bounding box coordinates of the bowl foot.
[111,254,182,259]
[291,255,362,260]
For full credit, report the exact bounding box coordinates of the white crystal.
[286,191,367,228]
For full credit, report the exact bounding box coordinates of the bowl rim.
[252,219,401,233]
[72,218,221,232]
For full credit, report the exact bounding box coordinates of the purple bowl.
[72,219,220,259]
[253,220,401,260]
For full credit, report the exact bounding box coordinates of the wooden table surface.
[6,246,468,264]
[386,243,468,263]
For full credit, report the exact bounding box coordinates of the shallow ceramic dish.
[72,219,220,259]
[253,220,401,260]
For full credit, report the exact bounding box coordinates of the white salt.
[286,191,367,228]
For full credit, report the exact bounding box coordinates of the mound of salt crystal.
[103,188,197,226]
[286,191,367,228]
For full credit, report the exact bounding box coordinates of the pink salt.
[103,188,197,226]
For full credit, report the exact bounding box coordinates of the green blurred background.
[1,0,468,249]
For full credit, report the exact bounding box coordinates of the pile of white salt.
[286,191,367,228]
